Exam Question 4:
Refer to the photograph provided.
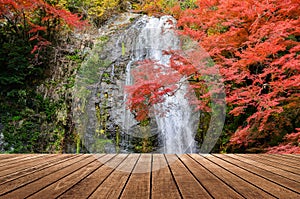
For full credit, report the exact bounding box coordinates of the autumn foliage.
[126,59,180,121]
[267,129,300,154]
[130,0,300,153]
[0,0,85,54]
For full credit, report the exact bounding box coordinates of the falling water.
[124,16,199,153]
[123,60,137,134]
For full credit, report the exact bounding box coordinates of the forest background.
[0,0,299,154]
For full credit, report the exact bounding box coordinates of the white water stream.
[124,16,199,153]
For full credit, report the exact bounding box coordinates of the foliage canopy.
[127,0,300,153]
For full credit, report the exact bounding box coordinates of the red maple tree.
[127,0,300,153]
[176,0,300,152]
[0,0,86,54]
[267,128,300,154]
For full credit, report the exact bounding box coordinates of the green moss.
[66,54,82,63]
[98,35,109,42]
[76,134,81,154]
[1,92,67,153]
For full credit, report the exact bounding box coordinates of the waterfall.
[73,13,224,154]
[124,16,199,153]
[123,60,136,131]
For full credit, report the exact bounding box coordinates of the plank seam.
[0,155,92,196]
[149,153,153,199]
[0,155,47,166]
[57,154,125,198]
[117,154,141,199]
[201,155,278,198]
[187,154,246,199]
[267,154,300,164]
[176,154,214,199]
[235,154,300,176]
[213,155,300,194]
[0,155,81,185]
[252,155,300,168]
[226,154,300,184]
[163,154,183,199]
[244,154,300,169]
[0,154,51,169]
[24,155,102,198]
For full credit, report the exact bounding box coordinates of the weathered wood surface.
[0,154,299,198]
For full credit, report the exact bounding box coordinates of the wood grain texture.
[0,154,299,199]
[238,154,300,174]
[0,154,47,168]
[120,154,152,199]
[0,154,58,177]
[151,154,181,199]
[189,154,275,199]
[28,155,116,199]
[214,154,300,193]
[228,154,300,183]
[206,154,299,199]
[88,154,139,199]
[0,155,95,198]
[179,154,243,199]
[266,154,300,165]
[165,154,212,198]
[0,154,77,185]
[61,154,129,199]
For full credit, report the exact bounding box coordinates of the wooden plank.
[0,154,47,167]
[28,154,118,199]
[227,154,300,183]
[289,154,300,159]
[0,154,77,184]
[0,154,93,198]
[190,154,274,198]
[252,154,300,169]
[206,155,300,198]
[57,154,129,199]
[165,154,212,198]
[151,154,181,199]
[214,154,300,194]
[0,154,23,157]
[269,154,300,162]
[238,154,300,174]
[87,154,139,199]
[179,154,243,198]
[120,154,152,199]
[0,154,299,198]
[0,154,58,177]
[261,154,300,165]
[0,154,28,161]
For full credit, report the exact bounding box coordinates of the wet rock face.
[73,13,200,153]
[73,13,146,153]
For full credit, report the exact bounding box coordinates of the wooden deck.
[0,154,299,199]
